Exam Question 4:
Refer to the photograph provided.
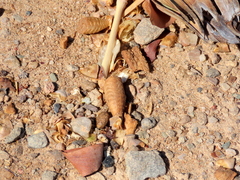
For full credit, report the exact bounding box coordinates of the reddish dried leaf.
[144,39,161,62]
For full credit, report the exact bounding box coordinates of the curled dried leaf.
[118,20,138,42]
[104,76,126,117]
[77,17,111,34]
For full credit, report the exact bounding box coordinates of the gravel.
[41,170,57,180]
[5,122,24,144]
[141,117,157,130]
[70,117,92,138]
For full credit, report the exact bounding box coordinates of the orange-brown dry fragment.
[59,36,68,49]
[77,17,110,34]
[104,76,126,117]
[214,167,237,180]
[124,113,138,135]
[161,32,178,47]
[121,46,149,72]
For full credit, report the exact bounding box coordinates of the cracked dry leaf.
[121,46,149,72]
[124,113,138,135]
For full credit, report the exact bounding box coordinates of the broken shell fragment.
[214,167,237,180]
[96,111,110,129]
[62,143,103,176]
[104,76,126,117]
[77,17,111,34]
[216,158,235,169]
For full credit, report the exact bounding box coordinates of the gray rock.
[208,116,219,123]
[125,150,166,180]
[134,18,164,45]
[49,73,58,82]
[207,77,219,85]
[206,68,220,78]
[70,117,92,138]
[27,132,49,148]
[12,14,23,22]
[5,122,24,144]
[141,117,157,130]
[41,170,57,180]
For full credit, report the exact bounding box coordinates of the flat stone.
[49,73,58,82]
[5,122,24,144]
[225,148,237,157]
[141,117,157,130]
[196,112,208,125]
[42,170,57,180]
[66,64,79,72]
[220,83,231,92]
[27,132,49,148]
[208,116,219,123]
[125,150,166,180]
[134,18,164,45]
[178,32,199,46]
[187,106,195,117]
[70,117,92,138]
[206,68,220,78]
[188,48,201,61]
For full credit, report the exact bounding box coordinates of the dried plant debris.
[121,46,149,72]
[79,64,99,79]
[77,16,111,34]
[104,76,126,117]
[59,36,69,49]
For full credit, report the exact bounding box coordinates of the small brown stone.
[3,103,17,114]
[59,36,69,49]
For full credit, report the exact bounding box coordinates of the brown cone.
[62,143,103,176]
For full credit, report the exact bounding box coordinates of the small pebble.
[187,106,195,117]
[220,83,231,92]
[196,112,208,125]
[178,136,187,144]
[66,104,74,111]
[141,117,157,130]
[209,53,221,64]
[208,116,219,123]
[4,56,20,68]
[56,29,64,35]
[199,54,207,62]
[66,64,79,72]
[102,156,115,168]
[13,14,23,22]
[72,140,87,146]
[47,26,52,31]
[222,142,231,149]
[188,48,201,61]
[166,130,177,137]
[187,143,196,150]
[197,87,203,93]
[88,89,103,107]
[207,77,219,85]
[42,170,57,180]
[53,103,61,113]
[206,68,221,78]
[26,11,32,16]
[83,104,98,112]
[49,73,58,82]
[27,132,49,148]
[225,148,237,157]
[5,122,24,144]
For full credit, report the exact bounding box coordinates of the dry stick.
[101,0,128,77]
[123,0,145,17]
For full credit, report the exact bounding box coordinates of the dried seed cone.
[214,167,237,180]
[104,76,126,117]
[77,17,110,34]
[96,111,110,129]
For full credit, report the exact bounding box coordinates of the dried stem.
[123,0,145,17]
[101,0,128,77]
